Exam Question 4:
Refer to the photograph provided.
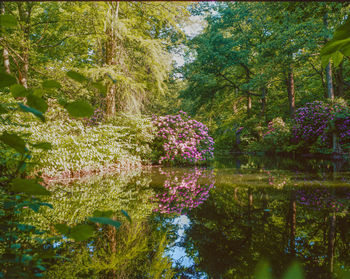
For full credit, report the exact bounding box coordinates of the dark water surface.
[151,155,350,279]
[40,155,350,278]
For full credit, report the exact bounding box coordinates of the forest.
[0,1,350,279]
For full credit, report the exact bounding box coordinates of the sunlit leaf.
[331,51,344,67]
[33,88,45,97]
[65,100,94,118]
[333,17,350,41]
[54,224,70,235]
[0,131,26,153]
[11,178,51,196]
[66,70,88,83]
[0,72,17,88]
[10,84,27,98]
[93,210,114,218]
[18,103,45,122]
[320,38,350,56]
[27,94,48,113]
[92,82,107,95]
[0,14,17,28]
[88,217,121,229]
[42,80,61,89]
[254,260,272,279]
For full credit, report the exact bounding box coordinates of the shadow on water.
[153,155,350,279]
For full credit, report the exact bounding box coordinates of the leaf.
[0,104,8,114]
[320,38,350,56]
[69,224,94,241]
[0,14,17,28]
[10,84,27,98]
[33,88,45,98]
[331,51,344,67]
[0,131,26,153]
[42,80,61,89]
[92,210,114,218]
[66,71,88,83]
[340,43,350,56]
[321,54,331,69]
[254,260,272,279]
[282,262,304,279]
[31,142,52,150]
[11,178,51,196]
[0,72,17,88]
[92,82,107,95]
[65,100,94,118]
[333,18,350,41]
[88,217,121,229]
[121,209,132,223]
[27,94,48,113]
[18,103,45,122]
[54,224,70,235]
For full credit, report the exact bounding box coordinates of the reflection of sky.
[166,215,207,279]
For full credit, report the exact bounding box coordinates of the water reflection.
[151,167,215,214]
[156,156,350,279]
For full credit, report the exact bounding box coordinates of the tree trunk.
[334,62,344,97]
[326,62,334,100]
[261,87,267,121]
[0,2,11,74]
[247,92,252,117]
[327,211,336,274]
[286,71,295,118]
[105,1,119,119]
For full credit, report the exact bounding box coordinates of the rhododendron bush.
[152,111,214,165]
[293,101,350,152]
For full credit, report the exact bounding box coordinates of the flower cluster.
[152,111,214,165]
[151,167,215,214]
[296,188,349,212]
[293,101,350,147]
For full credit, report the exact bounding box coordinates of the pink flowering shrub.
[151,167,215,214]
[151,111,214,165]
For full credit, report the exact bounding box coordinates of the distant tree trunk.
[334,62,344,97]
[17,2,33,89]
[105,1,119,119]
[286,70,295,118]
[326,62,334,100]
[247,92,252,117]
[0,2,11,75]
[261,87,267,121]
[327,211,336,273]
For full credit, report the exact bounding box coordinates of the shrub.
[151,111,214,165]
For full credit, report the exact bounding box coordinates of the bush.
[151,111,214,165]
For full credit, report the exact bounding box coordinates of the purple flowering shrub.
[150,167,215,214]
[151,111,214,165]
[293,101,350,153]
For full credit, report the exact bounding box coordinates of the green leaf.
[340,43,350,56]
[10,84,27,98]
[42,80,61,89]
[54,224,70,235]
[282,262,304,279]
[65,100,94,118]
[331,51,344,67]
[69,224,94,241]
[321,54,331,69]
[333,18,350,41]
[0,131,26,153]
[0,14,17,28]
[0,104,8,114]
[320,38,350,56]
[66,71,88,83]
[33,88,44,98]
[18,103,45,122]
[121,209,132,223]
[88,217,121,229]
[27,94,48,113]
[92,210,114,218]
[0,72,17,88]
[31,142,52,150]
[11,178,51,196]
[92,82,107,95]
[254,260,272,279]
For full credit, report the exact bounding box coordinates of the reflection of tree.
[151,167,215,214]
[178,184,350,279]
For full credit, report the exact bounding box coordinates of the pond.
[35,155,350,278]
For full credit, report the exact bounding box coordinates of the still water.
[42,155,350,278]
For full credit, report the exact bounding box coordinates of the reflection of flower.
[151,167,215,214]
[296,188,349,212]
